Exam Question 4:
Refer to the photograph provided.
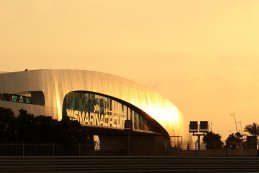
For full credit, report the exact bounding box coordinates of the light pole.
[189,121,208,156]
[238,121,243,134]
[230,113,238,133]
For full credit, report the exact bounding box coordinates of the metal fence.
[0,143,95,156]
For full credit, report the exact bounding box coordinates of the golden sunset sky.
[1,0,259,140]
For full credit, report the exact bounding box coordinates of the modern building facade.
[0,69,182,155]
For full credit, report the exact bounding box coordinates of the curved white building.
[0,69,182,155]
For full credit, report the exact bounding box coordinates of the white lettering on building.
[66,109,127,129]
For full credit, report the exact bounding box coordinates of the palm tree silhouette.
[244,123,259,136]
[244,122,259,150]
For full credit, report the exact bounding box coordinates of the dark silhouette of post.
[124,120,133,156]
[197,135,200,152]
[189,121,208,156]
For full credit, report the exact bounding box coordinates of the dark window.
[0,91,45,106]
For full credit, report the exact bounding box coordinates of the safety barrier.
[0,156,259,172]
[0,143,95,156]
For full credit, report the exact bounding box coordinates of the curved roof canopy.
[0,69,183,136]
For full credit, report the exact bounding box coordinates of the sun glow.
[128,89,183,137]
[120,80,183,137]
[145,101,183,137]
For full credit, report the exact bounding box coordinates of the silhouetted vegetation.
[244,122,259,149]
[203,131,224,149]
[0,107,92,145]
[244,122,259,137]
[225,132,243,149]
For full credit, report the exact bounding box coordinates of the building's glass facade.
[63,91,158,133]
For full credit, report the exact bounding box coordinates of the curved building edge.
[0,69,183,137]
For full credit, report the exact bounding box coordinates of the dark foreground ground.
[0,156,259,173]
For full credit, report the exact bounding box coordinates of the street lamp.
[230,113,238,133]
[238,121,243,134]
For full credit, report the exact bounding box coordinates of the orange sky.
[1,0,259,140]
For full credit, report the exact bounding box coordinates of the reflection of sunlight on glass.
[130,92,183,137]
[56,92,62,120]
[145,102,183,136]
[54,76,62,120]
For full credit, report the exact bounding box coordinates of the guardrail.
[0,143,95,156]
[0,143,257,157]
[0,156,259,172]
